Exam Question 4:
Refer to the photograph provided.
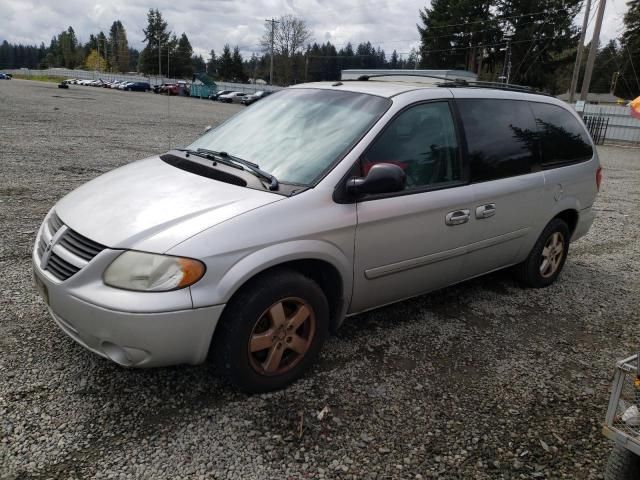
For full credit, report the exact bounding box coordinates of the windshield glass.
[188,88,390,185]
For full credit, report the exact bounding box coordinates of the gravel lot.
[1,79,639,480]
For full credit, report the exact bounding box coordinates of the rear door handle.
[445,209,470,226]
[476,203,496,219]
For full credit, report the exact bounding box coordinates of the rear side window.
[529,102,593,167]
[457,99,538,182]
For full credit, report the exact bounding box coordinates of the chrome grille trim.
[37,211,106,281]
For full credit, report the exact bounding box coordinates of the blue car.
[125,82,151,92]
[0,73,12,80]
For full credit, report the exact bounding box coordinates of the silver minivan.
[33,77,601,392]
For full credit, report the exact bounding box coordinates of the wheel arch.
[213,241,352,332]
[552,208,579,236]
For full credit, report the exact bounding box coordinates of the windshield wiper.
[176,148,243,171]
[214,151,279,191]
[176,148,279,191]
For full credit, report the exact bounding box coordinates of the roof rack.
[356,73,549,96]
[437,79,550,96]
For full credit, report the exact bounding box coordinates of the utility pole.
[499,36,512,84]
[265,18,278,85]
[610,71,620,94]
[158,39,162,78]
[580,0,607,102]
[167,46,170,80]
[304,55,309,82]
[569,0,592,103]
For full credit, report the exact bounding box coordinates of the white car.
[219,91,245,103]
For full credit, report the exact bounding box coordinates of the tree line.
[418,0,640,98]
[1,2,638,98]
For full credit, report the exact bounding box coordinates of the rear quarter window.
[529,102,593,168]
[457,99,538,183]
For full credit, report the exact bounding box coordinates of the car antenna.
[167,75,171,150]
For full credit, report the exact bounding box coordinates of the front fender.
[190,239,353,317]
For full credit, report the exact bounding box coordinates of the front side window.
[529,102,593,167]
[361,102,461,190]
[188,89,390,185]
[457,99,538,182]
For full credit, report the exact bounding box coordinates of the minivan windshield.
[187,88,390,185]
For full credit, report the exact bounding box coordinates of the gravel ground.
[1,79,639,480]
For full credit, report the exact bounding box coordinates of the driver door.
[350,100,474,313]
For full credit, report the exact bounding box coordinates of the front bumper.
[33,250,225,368]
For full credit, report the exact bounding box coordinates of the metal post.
[304,55,309,82]
[265,18,278,85]
[569,0,592,104]
[580,0,607,102]
[158,39,161,78]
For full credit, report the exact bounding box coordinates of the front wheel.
[605,444,640,480]
[514,218,570,288]
[213,268,329,393]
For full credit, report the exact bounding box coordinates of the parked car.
[57,81,69,89]
[209,90,233,101]
[218,91,245,103]
[0,73,12,79]
[241,90,272,105]
[32,79,600,393]
[117,82,134,90]
[125,82,151,92]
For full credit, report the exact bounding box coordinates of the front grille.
[47,252,81,280]
[58,229,105,261]
[37,211,106,281]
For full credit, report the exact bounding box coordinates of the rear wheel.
[605,444,640,480]
[515,218,570,288]
[214,268,329,393]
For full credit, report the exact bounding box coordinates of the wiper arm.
[175,148,243,170]
[201,149,279,191]
[176,148,279,191]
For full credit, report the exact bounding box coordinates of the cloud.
[0,0,629,62]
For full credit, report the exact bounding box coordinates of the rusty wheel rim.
[248,297,316,376]
[540,231,565,278]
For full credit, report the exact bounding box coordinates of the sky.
[0,0,631,61]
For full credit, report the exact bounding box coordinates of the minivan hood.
[55,156,282,252]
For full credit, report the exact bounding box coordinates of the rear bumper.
[571,205,595,242]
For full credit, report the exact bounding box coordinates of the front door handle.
[445,209,470,226]
[476,203,496,219]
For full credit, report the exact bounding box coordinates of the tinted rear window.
[457,99,538,182]
[529,102,593,167]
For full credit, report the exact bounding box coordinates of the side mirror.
[346,163,406,196]
[203,125,212,134]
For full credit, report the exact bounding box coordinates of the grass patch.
[11,74,66,83]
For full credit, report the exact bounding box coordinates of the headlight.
[103,251,205,292]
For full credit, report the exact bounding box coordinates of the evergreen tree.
[232,46,246,82]
[108,21,130,72]
[497,0,581,91]
[620,0,640,98]
[172,33,193,77]
[192,54,205,74]
[139,9,171,75]
[218,44,233,80]
[390,50,400,69]
[206,49,217,75]
[418,0,498,72]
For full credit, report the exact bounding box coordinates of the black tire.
[213,268,329,393]
[605,444,640,480]
[514,218,570,288]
